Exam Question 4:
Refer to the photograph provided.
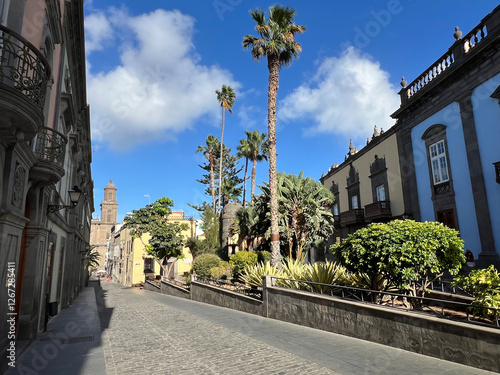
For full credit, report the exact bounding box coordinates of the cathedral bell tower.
[101,180,118,223]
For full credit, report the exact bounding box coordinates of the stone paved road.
[96,281,496,375]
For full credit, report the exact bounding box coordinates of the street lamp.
[47,186,82,213]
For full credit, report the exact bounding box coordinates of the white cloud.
[84,12,113,53]
[86,9,239,151]
[279,47,399,140]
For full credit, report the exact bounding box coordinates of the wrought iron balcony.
[30,127,67,184]
[0,25,51,142]
[365,201,392,221]
[340,209,365,226]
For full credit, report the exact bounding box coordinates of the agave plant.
[303,261,348,294]
[240,262,285,287]
[279,258,308,289]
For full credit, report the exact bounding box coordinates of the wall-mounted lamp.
[47,186,82,213]
[494,162,500,184]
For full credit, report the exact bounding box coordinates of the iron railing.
[270,276,499,328]
[33,127,67,167]
[0,25,51,108]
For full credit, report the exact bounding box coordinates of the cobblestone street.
[95,281,495,375]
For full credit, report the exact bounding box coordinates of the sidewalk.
[5,279,105,375]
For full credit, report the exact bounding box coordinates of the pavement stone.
[4,278,498,374]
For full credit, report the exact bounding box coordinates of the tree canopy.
[123,197,188,276]
[331,220,465,299]
[243,4,306,266]
[233,172,334,263]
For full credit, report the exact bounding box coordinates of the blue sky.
[84,0,499,221]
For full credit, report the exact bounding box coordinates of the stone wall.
[160,280,190,299]
[265,285,500,373]
[144,281,160,293]
[143,277,500,372]
[190,281,264,316]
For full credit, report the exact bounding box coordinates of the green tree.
[236,137,251,207]
[332,220,465,303]
[235,172,334,262]
[198,203,220,254]
[123,197,188,277]
[197,143,243,212]
[452,265,500,320]
[277,172,334,263]
[216,84,236,215]
[87,245,101,271]
[218,145,243,209]
[185,237,203,261]
[243,5,306,266]
[246,130,268,203]
[237,130,268,207]
[196,135,220,210]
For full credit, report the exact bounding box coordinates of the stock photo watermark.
[6,262,16,368]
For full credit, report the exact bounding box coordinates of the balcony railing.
[399,10,494,104]
[0,24,51,109]
[340,208,365,226]
[33,127,67,167]
[365,201,392,221]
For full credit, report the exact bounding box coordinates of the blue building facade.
[392,5,500,267]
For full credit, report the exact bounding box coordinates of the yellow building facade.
[108,212,196,286]
[320,126,405,243]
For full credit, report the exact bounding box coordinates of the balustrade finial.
[453,26,462,40]
[400,76,407,88]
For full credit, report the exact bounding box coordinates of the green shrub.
[192,253,221,278]
[332,220,465,299]
[209,261,233,280]
[257,251,271,264]
[453,265,500,320]
[229,251,258,281]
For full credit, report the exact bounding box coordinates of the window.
[437,209,456,229]
[376,185,385,201]
[429,140,449,184]
[332,203,339,216]
[351,195,358,209]
[144,258,155,273]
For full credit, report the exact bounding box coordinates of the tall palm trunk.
[209,150,216,209]
[250,151,258,203]
[242,156,249,207]
[218,107,225,215]
[267,53,281,266]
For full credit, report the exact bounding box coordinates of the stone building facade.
[320,126,406,243]
[321,4,500,268]
[90,180,119,271]
[392,5,500,267]
[0,1,93,371]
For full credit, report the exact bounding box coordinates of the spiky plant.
[240,262,285,287]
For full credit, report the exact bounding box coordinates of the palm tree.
[196,135,220,210]
[243,5,306,266]
[215,84,236,215]
[237,137,252,207]
[246,130,268,203]
[87,245,101,271]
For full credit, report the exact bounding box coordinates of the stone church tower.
[101,180,118,223]
[90,180,119,271]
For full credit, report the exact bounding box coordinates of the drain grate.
[38,335,95,344]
